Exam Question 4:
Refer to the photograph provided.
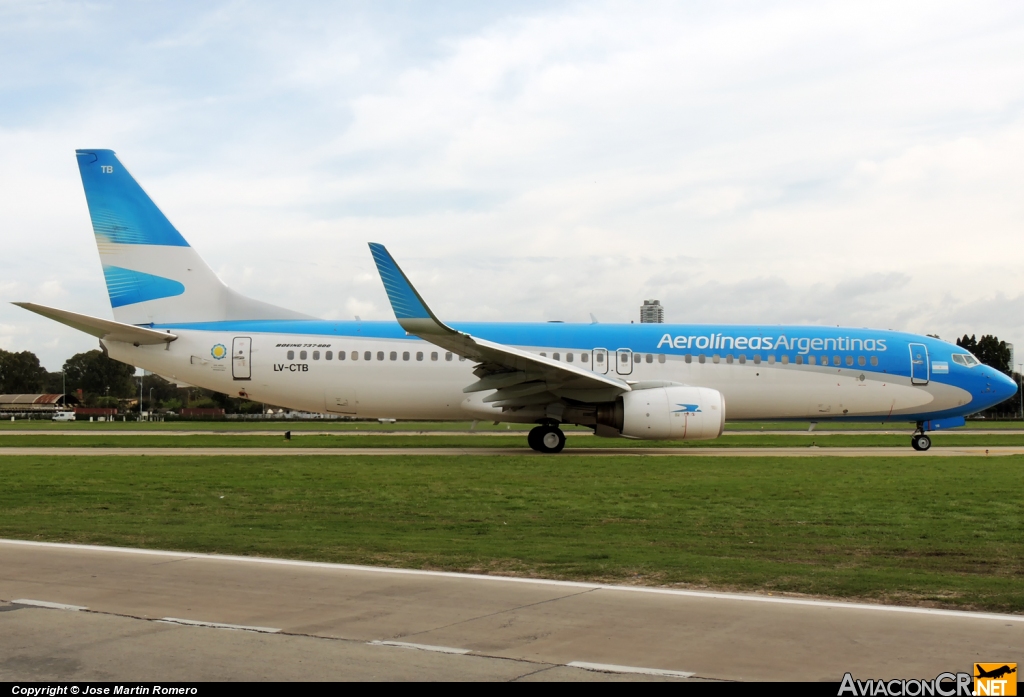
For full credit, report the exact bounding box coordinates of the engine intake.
[596,386,725,440]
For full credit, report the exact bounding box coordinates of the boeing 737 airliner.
[15,150,1018,452]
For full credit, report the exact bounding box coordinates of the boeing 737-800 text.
[15,150,1018,452]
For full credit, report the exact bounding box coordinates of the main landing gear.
[911,425,932,452]
[528,424,566,454]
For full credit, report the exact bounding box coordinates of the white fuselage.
[106,327,972,423]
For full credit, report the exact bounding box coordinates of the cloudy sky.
[2,0,1024,370]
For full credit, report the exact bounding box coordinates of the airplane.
[14,149,1019,452]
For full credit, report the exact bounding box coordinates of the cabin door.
[909,343,929,385]
[232,337,252,380]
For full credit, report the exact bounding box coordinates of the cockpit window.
[951,353,980,367]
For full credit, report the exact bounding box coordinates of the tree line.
[0,348,262,413]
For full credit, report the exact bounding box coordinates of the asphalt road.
[1,540,1020,682]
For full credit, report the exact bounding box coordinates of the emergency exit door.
[616,348,633,375]
[232,337,252,380]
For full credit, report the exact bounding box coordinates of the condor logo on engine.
[672,404,701,413]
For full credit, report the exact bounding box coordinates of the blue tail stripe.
[102,266,185,307]
[76,149,190,247]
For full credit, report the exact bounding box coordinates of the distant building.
[1007,342,1016,371]
[0,394,79,414]
[640,299,664,324]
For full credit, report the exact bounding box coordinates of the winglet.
[368,243,456,336]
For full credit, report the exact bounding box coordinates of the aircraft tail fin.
[75,149,309,325]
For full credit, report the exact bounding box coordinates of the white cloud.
[2,0,1024,369]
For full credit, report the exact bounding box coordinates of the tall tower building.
[640,299,664,323]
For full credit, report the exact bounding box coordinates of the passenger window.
[459,356,466,361]
[541,352,547,357]
[808,356,816,365]
[313,351,320,360]
[833,356,841,366]
[726,354,733,364]
[712,355,720,364]
[582,354,589,363]
[646,354,653,363]
[685,354,692,364]
[377,351,384,361]
[754,354,761,364]
[287,351,294,360]
[351,351,358,361]
[857,356,866,366]
[364,351,371,361]
[739,354,746,364]
[390,351,397,361]
[795,355,803,365]
[300,350,307,360]
[634,353,641,363]
[767,355,775,365]
[657,354,665,363]
[431,352,438,361]
[845,355,854,366]
[566,353,574,362]
[595,353,603,363]
[699,354,706,364]
[339,351,346,361]
[553,353,560,361]
[416,352,423,361]
[325,351,333,360]
[403,351,410,361]
[445,352,452,361]
[870,356,878,367]
[781,355,789,365]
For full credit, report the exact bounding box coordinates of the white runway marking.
[567,661,695,678]
[2,539,1022,623]
[12,598,87,611]
[159,617,281,633]
[370,640,472,654]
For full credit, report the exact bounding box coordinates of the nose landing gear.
[528,424,566,453]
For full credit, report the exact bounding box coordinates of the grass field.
[3,432,1024,448]
[1,453,1021,612]
[1,419,1020,432]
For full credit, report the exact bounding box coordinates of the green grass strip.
[1,454,1021,612]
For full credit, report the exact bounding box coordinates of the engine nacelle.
[596,386,725,440]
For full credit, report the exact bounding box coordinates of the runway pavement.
[0,540,1020,682]
[1,446,1023,456]
[3,429,1023,436]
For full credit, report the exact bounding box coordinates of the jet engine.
[596,386,725,440]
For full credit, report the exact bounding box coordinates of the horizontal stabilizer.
[13,302,177,345]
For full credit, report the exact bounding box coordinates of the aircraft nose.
[994,371,1019,402]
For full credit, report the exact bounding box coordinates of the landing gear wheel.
[528,425,565,453]
[528,426,543,452]
[911,434,932,451]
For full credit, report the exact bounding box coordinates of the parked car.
[52,411,76,422]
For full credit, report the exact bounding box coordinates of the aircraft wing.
[368,243,630,408]
[13,302,178,345]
